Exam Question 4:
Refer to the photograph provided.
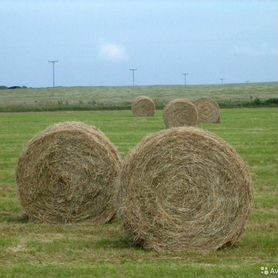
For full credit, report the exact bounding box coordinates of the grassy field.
[0,82,277,112]
[0,108,277,277]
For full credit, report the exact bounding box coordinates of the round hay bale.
[119,127,253,252]
[194,97,221,123]
[163,98,198,128]
[132,96,155,117]
[16,121,121,224]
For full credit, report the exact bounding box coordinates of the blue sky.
[0,0,277,87]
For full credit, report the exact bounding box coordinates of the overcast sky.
[0,0,277,87]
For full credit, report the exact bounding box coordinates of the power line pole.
[129,68,137,87]
[182,72,188,86]
[220,78,224,85]
[48,60,58,87]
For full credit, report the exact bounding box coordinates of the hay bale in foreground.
[119,127,253,252]
[194,97,221,123]
[163,99,198,128]
[132,96,155,116]
[16,121,121,224]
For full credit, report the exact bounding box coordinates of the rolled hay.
[194,97,221,123]
[163,98,198,128]
[119,127,253,252]
[132,96,155,117]
[16,121,121,224]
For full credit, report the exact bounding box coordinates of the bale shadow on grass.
[94,236,144,250]
[217,241,240,251]
[0,212,29,223]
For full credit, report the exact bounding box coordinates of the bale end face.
[16,121,122,224]
[163,98,198,128]
[132,96,155,117]
[194,97,221,123]
[119,127,253,252]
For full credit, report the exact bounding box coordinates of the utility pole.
[48,60,58,87]
[182,72,188,86]
[129,68,137,87]
[220,78,224,85]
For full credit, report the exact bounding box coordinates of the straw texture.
[163,99,198,128]
[194,97,221,123]
[119,127,253,252]
[16,121,121,224]
[132,96,155,117]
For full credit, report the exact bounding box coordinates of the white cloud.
[99,42,127,61]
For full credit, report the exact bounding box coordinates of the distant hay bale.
[132,96,155,117]
[163,99,198,128]
[16,121,121,224]
[194,97,221,123]
[119,127,253,252]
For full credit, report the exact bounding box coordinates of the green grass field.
[0,108,277,277]
[0,82,277,112]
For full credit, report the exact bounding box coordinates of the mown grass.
[0,108,277,277]
[0,82,277,112]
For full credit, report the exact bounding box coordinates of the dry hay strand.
[163,98,198,128]
[119,127,253,252]
[194,97,221,123]
[132,96,155,117]
[16,121,122,224]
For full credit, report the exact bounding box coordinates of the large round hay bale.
[119,127,253,252]
[132,96,155,117]
[16,121,121,224]
[163,99,198,128]
[194,97,221,123]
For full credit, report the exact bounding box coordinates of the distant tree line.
[0,85,27,90]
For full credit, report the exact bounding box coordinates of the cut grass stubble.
[0,108,276,277]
